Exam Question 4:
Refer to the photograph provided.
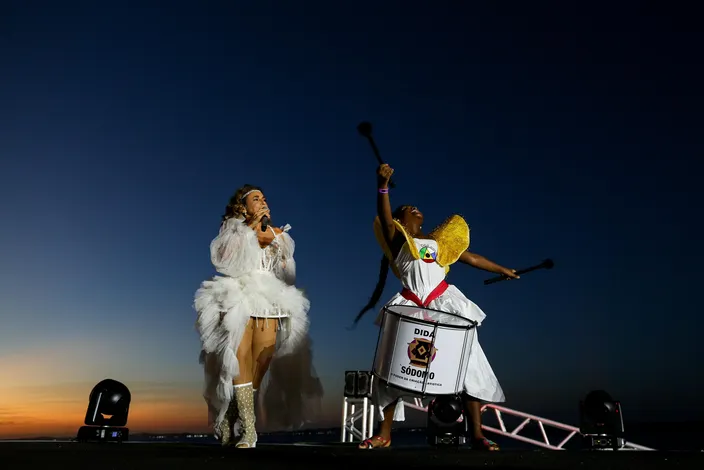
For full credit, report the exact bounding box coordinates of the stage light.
[343,371,373,398]
[76,379,131,443]
[579,390,625,451]
[426,395,468,447]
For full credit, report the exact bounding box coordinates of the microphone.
[260,215,269,232]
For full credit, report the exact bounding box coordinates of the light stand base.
[582,434,625,451]
[428,431,467,447]
[426,396,469,448]
[76,426,129,443]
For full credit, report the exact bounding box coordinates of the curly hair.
[221,184,264,224]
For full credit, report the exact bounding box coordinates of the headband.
[240,189,262,202]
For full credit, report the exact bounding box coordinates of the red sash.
[400,280,449,308]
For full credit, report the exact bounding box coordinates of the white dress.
[194,217,313,435]
[373,237,505,422]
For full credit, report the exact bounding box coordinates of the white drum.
[372,305,477,396]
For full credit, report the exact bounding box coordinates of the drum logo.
[407,337,438,368]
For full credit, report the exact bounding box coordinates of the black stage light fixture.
[427,395,468,447]
[343,371,373,398]
[344,371,356,397]
[579,390,625,451]
[76,379,131,443]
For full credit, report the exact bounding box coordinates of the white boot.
[233,383,257,448]
[216,397,239,446]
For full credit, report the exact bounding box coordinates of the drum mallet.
[484,258,555,285]
[357,121,396,188]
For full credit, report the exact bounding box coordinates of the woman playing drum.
[354,164,518,451]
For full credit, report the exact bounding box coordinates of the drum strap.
[400,280,449,308]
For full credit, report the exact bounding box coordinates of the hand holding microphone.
[247,207,271,231]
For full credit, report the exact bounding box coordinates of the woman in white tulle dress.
[353,164,518,451]
[194,185,320,448]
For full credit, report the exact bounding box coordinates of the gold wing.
[429,215,470,269]
[373,216,419,279]
[372,214,469,277]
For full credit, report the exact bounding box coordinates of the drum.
[372,305,477,396]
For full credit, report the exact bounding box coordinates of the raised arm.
[376,164,396,245]
[459,251,519,279]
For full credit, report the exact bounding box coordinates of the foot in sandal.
[358,435,391,449]
[472,437,500,451]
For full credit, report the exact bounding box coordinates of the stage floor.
[1,441,702,469]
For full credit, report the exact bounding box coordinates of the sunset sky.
[1,2,702,439]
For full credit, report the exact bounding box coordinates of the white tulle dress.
[372,220,505,422]
[194,217,314,435]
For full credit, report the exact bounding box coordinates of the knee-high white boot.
[233,382,257,448]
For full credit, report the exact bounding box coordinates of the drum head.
[384,304,476,330]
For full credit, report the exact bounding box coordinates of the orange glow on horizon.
[0,380,212,439]
[0,351,342,439]
[0,382,343,439]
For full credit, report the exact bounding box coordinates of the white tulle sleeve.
[209,217,261,277]
[275,225,296,286]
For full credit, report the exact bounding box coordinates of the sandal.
[358,435,391,449]
[472,437,499,451]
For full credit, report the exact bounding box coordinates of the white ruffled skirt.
[372,284,505,422]
[194,270,310,433]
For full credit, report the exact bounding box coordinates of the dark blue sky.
[1,1,702,433]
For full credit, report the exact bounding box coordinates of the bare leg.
[234,319,255,385]
[217,318,254,446]
[358,402,395,449]
[463,395,499,451]
[251,318,278,429]
[232,318,258,448]
[463,398,485,439]
[378,404,395,440]
[251,318,279,390]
